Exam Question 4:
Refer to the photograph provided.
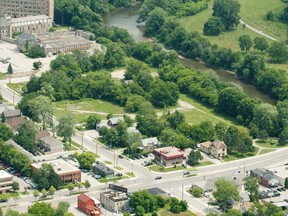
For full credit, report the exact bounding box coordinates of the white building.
[0,170,13,193]
[100,191,129,213]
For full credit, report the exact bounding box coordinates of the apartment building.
[0,0,54,21]
[0,170,13,193]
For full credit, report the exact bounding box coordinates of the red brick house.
[78,193,101,216]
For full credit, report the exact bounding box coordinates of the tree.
[28,95,53,129]
[222,209,242,216]
[268,41,288,63]
[33,190,40,201]
[54,201,70,216]
[279,128,288,145]
[190,187,204,198]
[135,206,145,216]
[28,202,54,216]
[187,150,203,166]
[7,63,13,74]
[84,180,91,191]
[0,123,13,141]
[144,8,167,37]
[253,37,269,51]
[238,35,253,52]
[213,179,240,211]
[57,113,75,145]
[77,151,96,170]
[212,0,241,30]
[86,114,101,130]
[203,17,224,36]
[48,186,56,198]
[41,188,47,198]
[14,120,37,152]
[26,45,46,58]
[12,181,19,192]
[33,61,42,70]
[77,182,83,192]
[67,182,75,195]
[244,176,259,202]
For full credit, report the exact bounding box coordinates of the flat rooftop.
[153,146,184,157]
[32,159,80,175]
[0,170,12,179]
[43,37,93,49]
[10,15,50,23]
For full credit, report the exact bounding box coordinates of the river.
[103,5,276,105]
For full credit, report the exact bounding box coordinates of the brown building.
[0,0,54,21]
[31,159,81,183]
[78,194,101,216]
[153,146,186,167]
[0,170,13,193]
[199,140,227,158]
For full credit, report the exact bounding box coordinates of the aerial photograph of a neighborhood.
[0,0,287,215]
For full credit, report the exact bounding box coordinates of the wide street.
[1,75,288,215]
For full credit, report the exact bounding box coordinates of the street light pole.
[81,131,84,148]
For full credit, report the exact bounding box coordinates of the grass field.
[148,164,186,172]
[53,109,87,123]
[54,98,125,115]
[239,0,287,41]
[145,205,197,216]
[0,73,7,80]
[194,161,214,167]
[259,149,275,155]
[222,146,259,161]
[256,139,284,148]
[7,82,27,94]
[179,94,237,126]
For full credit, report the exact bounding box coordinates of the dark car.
[155,176,162,180]
[118,155,124,159]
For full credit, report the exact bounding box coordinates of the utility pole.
[95,142,98,156]
[181,183,184,200]
[12,91,15,105]
[81,131,84,148]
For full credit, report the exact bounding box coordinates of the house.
[142,137,159,152]
[100,191,129,213]
[153,146,185,167]
[92,161,114,178]
[0,103,14,119]
[96,120,110,130]
[38,136,63,154]
[5,139,34,159]
[107,116,124,127]
[2,109,21,122]
[35,130,50,143]
[31,159,81,183]
[0,170,13,193]
[267,165,288,186]
[250,168,279,187]
[78,193,101,216]
[199,140,227,158]
[5,116,25,131]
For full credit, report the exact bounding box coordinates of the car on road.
[94,175,101,179]
[118,155,124,159]
[155,176,162,180]
[183,171,190,175]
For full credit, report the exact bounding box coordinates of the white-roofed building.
[0,170,13,193]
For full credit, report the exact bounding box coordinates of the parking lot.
[0,41,55,74]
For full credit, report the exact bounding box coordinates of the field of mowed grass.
[239,0,287,41]
[179,0,274,51]
[53,98,125,114]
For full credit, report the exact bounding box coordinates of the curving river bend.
[103,5,275,105]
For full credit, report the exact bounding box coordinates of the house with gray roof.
[250,168,279,187]
[93,161,114,178]
[108,116,124,127]
[2,109,21,121]
[142,137,159,152]
[38,136,63,154]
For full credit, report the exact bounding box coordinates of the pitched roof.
[5,116,25,128]
[142,137,158,147]
[35,130,50,142]
[39,136,63,147]
[93,161,114,174]
[3,109,21,118]
[200,141,212,148]
[0,104,14,115]
[108,116,124,125]
[78,193,93,203]
[16,33,37,41]
[211,141,226,149]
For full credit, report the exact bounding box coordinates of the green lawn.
[179,94,237,126]
[53,98,124,115]
[53,109,87,124]
[98,176,129,183]
[239,0,287,41]
[0,73,7,80]
[179,0,274,51]
[256,139,284,148]
[145,205,197,216]
[7,82,27,94]
[103,160,113,165]
[148,164,186,172]
[222,147,259,162]
[126,172,135,177]
[194,161,214,167]
[115,166,123,170]
[259,149,275,155]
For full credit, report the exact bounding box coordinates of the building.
[78,193,101,216]
[38,136,63,154]
[31,159,81,183]
[0,15,52,39]
[92,161,114,178]
[142,137,159,152]
[5,116,26,131]
[107,116,124,127]
[5,139,34,159]
[0,170,13,193]
[199,140,227,158]
[0,0,54,21]
[0,103,14,117]
[16,30,95,55]
[35,130,50,142]
[250,168,279,187]
[2,109,21,122]
[100,191,129,213]
[153,146,186,167]
[267,165,288,186]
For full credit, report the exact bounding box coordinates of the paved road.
[2,78,288,215]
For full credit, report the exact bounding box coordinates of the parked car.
[155,176,162,180]
[203,192,210,198]
[183,171,190,175]
[118,155,124,159]
[94,175,101,179]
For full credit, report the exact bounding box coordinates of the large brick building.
[78,194,101,216]
[0,0,54,21]
[153,146,186,167]
[31,159,81,183]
